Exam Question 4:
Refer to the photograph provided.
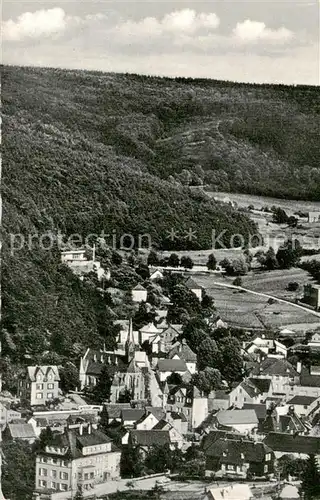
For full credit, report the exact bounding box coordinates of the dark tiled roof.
[7,423,36,440]
[157,359,188,372]
[249,378,271,394]
[300,367,320,388]
[251,358,298,377]
[121,409,145,422]
[201,431,246,451]
[130,429,171,446]
[263,432,320,454]
[168,343,197,362]
[205,437,272,464]
[287,395,318,406]
[185,277,201,289]
[243,404,267,421]
[77,429,112,447]
[104,403,131,419]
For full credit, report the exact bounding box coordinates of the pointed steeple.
[125,318,135,362]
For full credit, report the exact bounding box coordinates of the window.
[39,468,47,476]
[38,480,47,488]
[264,465,268,473]
[36,384,43,390]
[36,393,43,399]
[47,393,53,399]
[60,484,68,491]
[61,460,68,467]
[51,482,56,489]
[48,383,54,389]
[265,453,271,462]
[60,472,68,480]
[40,457,47,463]
[51,470,57,478]
[52,458,59,465]
[227,465,235,470]
[90,472,94,479]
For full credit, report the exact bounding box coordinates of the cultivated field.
[192,275,320,333]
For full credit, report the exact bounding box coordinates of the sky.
[2,0,320,85]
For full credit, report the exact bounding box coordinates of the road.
[212,281,320,319]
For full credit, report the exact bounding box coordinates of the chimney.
[79,423,83,435]
[296,361,302,374]
[88,423,92,434]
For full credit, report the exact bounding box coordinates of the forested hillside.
[1,65,319,378]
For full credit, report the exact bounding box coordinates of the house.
[286,395,320,417]
[244,336,287,359]
[134,411,161,431]
[150,270,164,281]
[3,422,37,443]
[213,409,259,434]
[139,322,163,344]
[157,358,190,382]
[308,331,320,348]
[157,325,180,353]
[132,284,148,303]
[205,484,253,500]
[168,341,197,374]
[308,211,320,223]
[203,434,274,478]
[165,385,194,428]
[121,408,145,428]
[79,348,126,389]
[35,422,121,495]
[229,378,271,408]
[249,358,299,395]
[61,249,110,280]
[185,277,202,301]
[0,402,21,428]
[303,284,320,310]
[279,484,300,499]
[18,365,60,406]
[243,404,267,434]
[123,427,183,452]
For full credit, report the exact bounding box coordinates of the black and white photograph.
[1,1,320,499]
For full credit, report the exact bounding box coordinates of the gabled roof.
[208,484,253,500]
[243,404,267,421]
[130,429,171,447]
[104,403,131,419]
[216,410,259,427]
[27,365,60,382]
[263,432,320,454]
[185,277,201,290]
[202,430,246,451]
[248,378,271,394]
[168,342,197,362]
[157,358,188,372]
[133,284,147,291]
[7,423,37,440]
[250,358,298,377]
[140,323,160,334]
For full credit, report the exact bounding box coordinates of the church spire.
[125,318,135,362]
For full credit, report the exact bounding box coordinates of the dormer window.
[37,374,42,381]
[241,453,245,459]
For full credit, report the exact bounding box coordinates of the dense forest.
[1,65,319,377]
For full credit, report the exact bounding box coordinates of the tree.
[2,440,36,500]
[207,253,217,271]
[136,263,150,280]
[300,455,320,499]
[180,256,194,269]
[231,258,248,276]
[277,239,302,269]
[74,485,84,500]
[233,277,242,286]
[91,364,116,403]
[133,301,156,329]
[287,281,299,291]
[264,247,278,270]
[147,250,159,266]
[197,337,218,371]
[99,405,109,433]
[168,253,180,267]
[272,206,288,224]
[217,337,243,384]
[288,215,298,227]
[191,367,222,395]
[111,251,123,266]
[120,439,144,478]
[37,426,54,451]
[59,361,79,392]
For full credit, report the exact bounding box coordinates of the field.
[209,192,320,215]
[193,273,320,333]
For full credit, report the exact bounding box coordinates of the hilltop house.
[18,365,60,406]
[308,212,320,223]
[35,422,120,496]
[303,284,320,311]
[61,249,110,280]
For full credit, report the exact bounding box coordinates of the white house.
[132,284,148,303]
[185,277,203,301]
[205,484,253,500]
[157,358,189,382]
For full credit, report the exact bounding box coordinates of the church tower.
[125,318,135,362]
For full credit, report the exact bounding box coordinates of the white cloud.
[2,8,67,41]
[233,20,293,42]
